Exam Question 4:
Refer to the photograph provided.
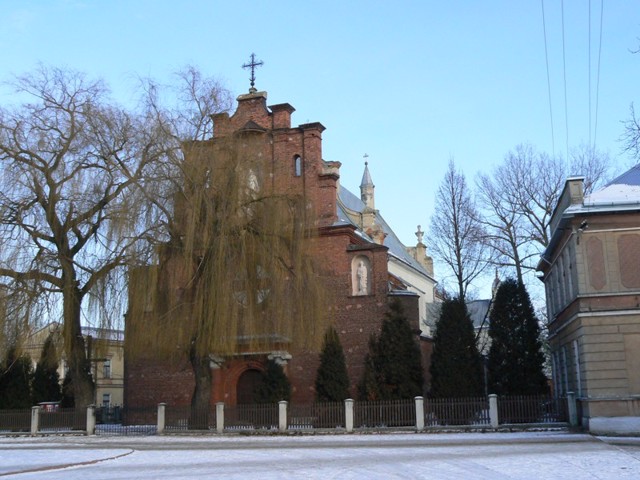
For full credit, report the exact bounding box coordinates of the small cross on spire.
[242,53,264,93]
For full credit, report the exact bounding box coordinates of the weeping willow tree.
[0,66,175,409]
[128,124,328,421]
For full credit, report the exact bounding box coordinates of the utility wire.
[561,0,569,161]
[588,0,592,148]
[541,0,555,156]
[593,0,604,150]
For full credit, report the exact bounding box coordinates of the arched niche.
[351,255,371,296]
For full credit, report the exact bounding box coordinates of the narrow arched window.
[294,155,302,177]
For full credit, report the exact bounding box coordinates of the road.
[1,431,639,479]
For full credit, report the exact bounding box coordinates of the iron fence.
[498,395,567,424]
[355,399,415,428]
[165,405,217,431]
[0,395,571,436]
[40,408,86,432]
[225,403,278,431]
[288,402,344,430]
[0,409,31,433]
[95,405,157,436]
[425,397,490,427]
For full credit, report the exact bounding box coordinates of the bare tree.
[568,143,612,195]
[476,173,536,285]
[476,143,611,287]
[429,158,488,300]
[0,66,166,408]
[622,103,640,161]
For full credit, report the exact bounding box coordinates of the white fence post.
[345,399,354,433]
[489,394,499,428]
[157,403,166,434]
[567,392,578,427]
[30,406,40,435]
[278,401,288,432]
[415,396,424,431]
[216,402,225,433]
[86,405,96,435]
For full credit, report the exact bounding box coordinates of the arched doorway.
[236,369,262,405]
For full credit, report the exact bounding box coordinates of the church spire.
[360,155,375,210]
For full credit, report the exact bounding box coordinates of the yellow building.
[538,165,640,434]
[24,323,124,407]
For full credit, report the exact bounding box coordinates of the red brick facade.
[124,91,426,407]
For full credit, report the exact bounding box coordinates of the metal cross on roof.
[242,53,264,93]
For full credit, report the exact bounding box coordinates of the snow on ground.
[1,431,639,479]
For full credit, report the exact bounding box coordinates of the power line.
[588,0,591,148]
[541,0,555,156]
[593,0,604,150]
[561,0,569,161]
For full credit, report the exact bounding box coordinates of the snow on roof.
[583,163,640,207]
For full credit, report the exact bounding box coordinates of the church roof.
[337,185,432,278]
[360,162,374,188]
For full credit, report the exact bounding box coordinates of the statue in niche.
[356,260,368,295]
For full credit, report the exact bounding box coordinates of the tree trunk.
[189,345,212,429]
[63,285,95,410]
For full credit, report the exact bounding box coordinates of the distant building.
[25,323,124,407]
[538,165,640,435]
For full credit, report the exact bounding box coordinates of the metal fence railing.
[498,395,567,424]
[425,397,490,427]
[225,404,279,431]
[95,405,157,436]
[0,394,572,436]
[355,399,415,428]
[40,408,86,432]
[288,402,344,430]
[164,405,217,432]
[0,409,31,433]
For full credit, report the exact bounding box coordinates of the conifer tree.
[429,297,484,398]
[60,373,75,408]
[358,336,382,401]
[32,335,62,404]
[254,360,291,403]
[487,278,548,395]
[315,326,350,402]
[359,300,424,400]
[0,347,33,409]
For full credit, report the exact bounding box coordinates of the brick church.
[124,84,437,407]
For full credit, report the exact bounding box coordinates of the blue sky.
[1,0,639,293]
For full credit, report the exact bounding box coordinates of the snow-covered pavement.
[1,431,639,479]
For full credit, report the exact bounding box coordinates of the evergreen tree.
[429,298,484,398]
[60,373,75,408]
[487,278,549,395]
[32,335,62,404]
[254,360,291,403]
[359,300,424,400]
[0,347,33,409]
[315,326,350,402]
[358,336,382,401]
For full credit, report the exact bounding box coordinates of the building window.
[102,393,111,407]
[573,340,582,396]
[294,155,302,177]
[103,359,111,379]
[561,346,569,395]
